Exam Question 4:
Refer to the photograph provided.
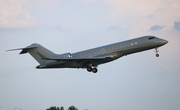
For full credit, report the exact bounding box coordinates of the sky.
[0,0,180,110]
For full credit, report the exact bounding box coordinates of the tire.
[156,54,159,57]
[87,67,92,72]
[92,68,98,73]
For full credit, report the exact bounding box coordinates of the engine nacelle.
[57,53,72,58]
[45,53,72,65]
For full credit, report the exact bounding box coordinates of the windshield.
[148,36,155,40]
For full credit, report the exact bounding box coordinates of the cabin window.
[148,37,155,40]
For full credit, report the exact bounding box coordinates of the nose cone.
[159,39,168,46]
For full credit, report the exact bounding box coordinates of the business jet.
[8,35,168,73]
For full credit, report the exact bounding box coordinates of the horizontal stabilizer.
[7,45,37,54]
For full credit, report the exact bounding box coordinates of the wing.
[44,55,114,67]
[44,55,113,61]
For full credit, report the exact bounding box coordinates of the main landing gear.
[155,48,159,57]
[87,64,98,73]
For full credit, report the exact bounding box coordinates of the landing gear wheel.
[92,68,98,73]
[156,54,159,57]
[87,67,92,72]
[155,48,159,57]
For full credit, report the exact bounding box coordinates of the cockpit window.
[148,37,155,40]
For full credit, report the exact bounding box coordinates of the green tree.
[47,106,60,110]
[68,105,78,110]
[60,107,64,110]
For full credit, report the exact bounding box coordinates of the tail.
[8,43,56,65]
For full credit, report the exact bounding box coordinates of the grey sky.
[0,0,180,110]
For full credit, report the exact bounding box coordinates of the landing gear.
[92,68,98,73]
[86,64,98,73]
[86,67,98,73]
[156,54,159,57]
[87,67,92,72]
[155,48,159,57]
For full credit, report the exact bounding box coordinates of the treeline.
[47,105,86,110]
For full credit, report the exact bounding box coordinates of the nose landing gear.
[155,48,159,57]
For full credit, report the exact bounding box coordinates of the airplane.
[8,35,168,73]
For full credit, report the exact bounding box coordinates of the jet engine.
[58,53,72,58]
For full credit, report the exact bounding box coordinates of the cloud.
[162,63,180,73]
[105,0,180,37]
[149,25,165,31]
[56,22,71,31]
[83,0,97,4]
[106,0,161,20]
[0,0,37,29]
[173,21,180,32]
[107,25,124,31]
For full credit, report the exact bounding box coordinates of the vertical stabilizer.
[19,43,56,65]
